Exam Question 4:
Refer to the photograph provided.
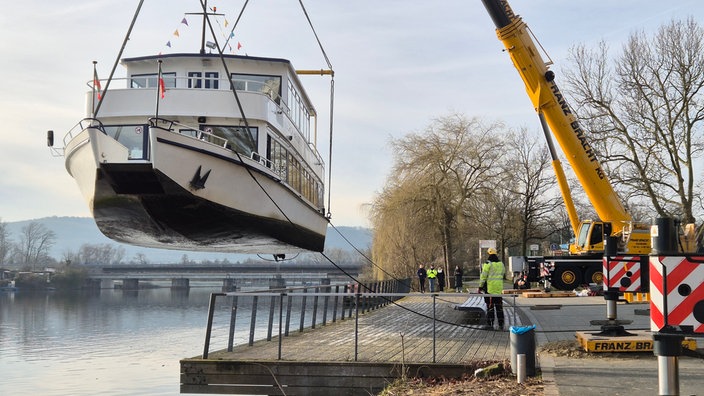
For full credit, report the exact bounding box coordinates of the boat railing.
[91,76,315,150]
[149,117,232,150]
[60,118,105,148]
[148,117,275,171]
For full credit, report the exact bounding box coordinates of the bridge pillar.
[83,278,102,290]
[222,278,238,292]
[102,279,115,289]
[269,275,286,290]
[123,278,139,290]
[171,278,190,289]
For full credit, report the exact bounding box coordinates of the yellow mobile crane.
[480,0,655,290]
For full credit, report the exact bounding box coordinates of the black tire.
[551,266,583,290]
[584,266,604,285]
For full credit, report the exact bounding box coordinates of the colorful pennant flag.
[181,17,188,26]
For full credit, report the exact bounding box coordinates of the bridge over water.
[86,262,363,290]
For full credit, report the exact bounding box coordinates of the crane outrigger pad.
[575,330,696,353]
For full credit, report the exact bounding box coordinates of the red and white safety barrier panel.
[603,256,645,292]
[650,255,704,334]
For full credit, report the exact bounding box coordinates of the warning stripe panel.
[605,256,642,291]
[649,255,704,334]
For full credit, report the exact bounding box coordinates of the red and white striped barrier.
[649,255,704,334]
[603,256,645,292]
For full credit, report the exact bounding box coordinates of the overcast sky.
[1,0,703,229]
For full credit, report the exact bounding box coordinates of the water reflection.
[0,287,220,396]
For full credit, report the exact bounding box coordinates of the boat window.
[268,136,288,177]
[204,72,219,89]
[202,125,257,156]
[287,78,310,140]
[103,125,148,160]
[130,72,176,89]
[178,129,199,138]
[187,72,202,88]
[267,135,323,208]
[231,73,281,103]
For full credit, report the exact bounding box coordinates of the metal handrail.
[199,280,521,362]
[201,279,412,359]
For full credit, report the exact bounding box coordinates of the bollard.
[517,354,526,384]
[510,325,536,376]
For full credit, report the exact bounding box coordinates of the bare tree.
[370,114,506,281]
[0,219,11,266]
[132,253,149,265]
[17,222,56,271]
[79,243,126,266]
[563,18,704,224]
[501,128,563,255]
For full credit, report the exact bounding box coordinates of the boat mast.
[200,0,207,54]
[186,0,223,55]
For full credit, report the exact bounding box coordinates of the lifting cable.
[221,0,335,220]
[201,1,298,233]
[93,0,145,116]
[297,0,336,219]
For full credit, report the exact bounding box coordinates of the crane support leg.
[654,333,683,396]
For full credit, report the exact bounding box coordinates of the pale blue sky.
[1,0,703,227]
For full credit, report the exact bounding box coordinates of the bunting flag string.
[161,7,245,54]
[163,15,191,51]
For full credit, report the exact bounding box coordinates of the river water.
[0,286,324,395]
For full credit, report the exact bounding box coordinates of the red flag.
[93,68,102,100]
[159,77,166,99]
[237,42,242,50]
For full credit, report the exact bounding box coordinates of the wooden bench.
[454,295,487,324]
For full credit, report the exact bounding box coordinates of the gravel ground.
[378,358,544,396]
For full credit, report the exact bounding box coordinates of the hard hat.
[487,248,497,255]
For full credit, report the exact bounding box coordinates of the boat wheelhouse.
[54,52,328,253]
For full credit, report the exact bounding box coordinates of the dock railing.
[201,278,412,359]
[200,279,519,363]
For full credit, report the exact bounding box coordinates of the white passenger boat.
[49,13,330,254]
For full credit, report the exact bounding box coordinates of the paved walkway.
[519,296,704,396]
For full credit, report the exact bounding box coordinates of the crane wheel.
[584,267,603,285]
[551,266,583,290]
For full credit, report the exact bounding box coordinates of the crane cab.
[570,220,604,255]
[570,220,652,255]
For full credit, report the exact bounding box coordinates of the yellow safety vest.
[427,269,437,279]
[480,261,505,294]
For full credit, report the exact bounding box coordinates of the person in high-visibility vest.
[427,265,438,292]
[478,248,505,330]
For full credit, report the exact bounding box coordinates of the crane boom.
[480,0,632,235]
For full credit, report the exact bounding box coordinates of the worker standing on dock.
[417,264,427,293]
[479,248,505,330]
[427,265,438,292]
[454,265,463,292]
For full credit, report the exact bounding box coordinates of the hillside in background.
[5,217,372,264]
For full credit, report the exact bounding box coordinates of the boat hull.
[68,127,327,253]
